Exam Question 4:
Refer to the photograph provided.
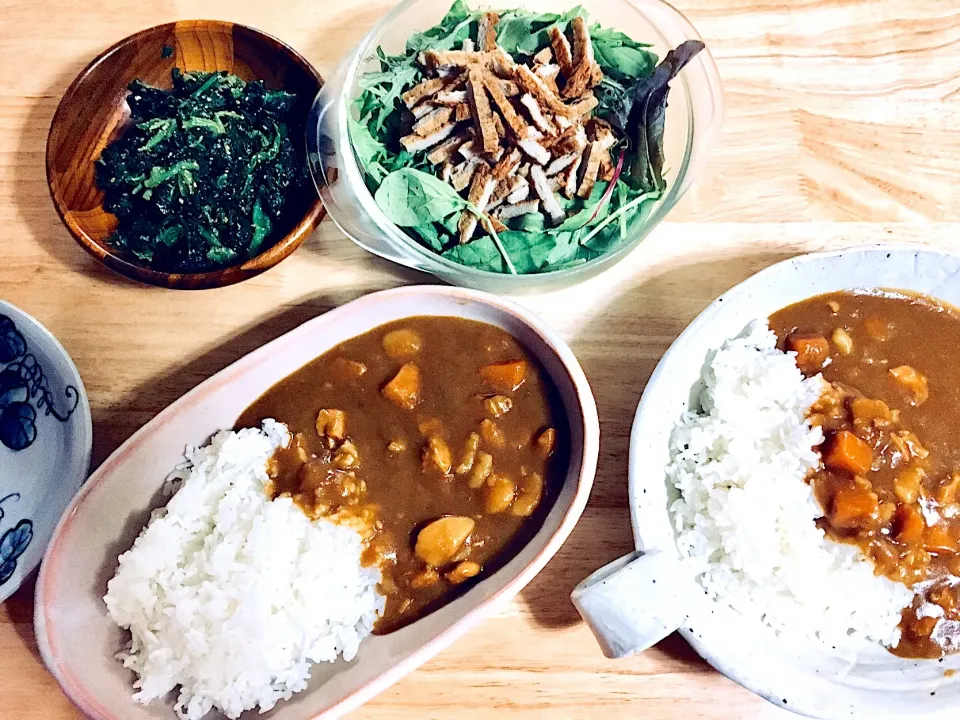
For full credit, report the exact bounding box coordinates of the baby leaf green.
[442,236,504,272]
[623,40,705,191]
[348,116,388,182]
[374,168,468,226]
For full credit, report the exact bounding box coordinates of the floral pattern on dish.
[0,493,32,586]
[0,314,79,451]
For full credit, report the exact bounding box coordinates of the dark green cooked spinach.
[95,69,309,273]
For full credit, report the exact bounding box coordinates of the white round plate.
[0,301,91,601]
[629,245,960,719]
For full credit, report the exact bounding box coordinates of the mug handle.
[570,549,696,658]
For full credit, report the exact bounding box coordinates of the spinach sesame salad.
[350,0,704,275]
[96,69,310,273]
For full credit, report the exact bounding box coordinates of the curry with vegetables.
[237,316,567,633]
[771,290,960,658]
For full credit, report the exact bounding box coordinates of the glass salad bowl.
[307,0,722,292]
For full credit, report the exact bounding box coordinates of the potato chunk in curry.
[889,365,929,406]
[382,328,422,359]
[415,516,475,567]
[422,436,453,476]
[315,408,346,442]
[483,474,516,514]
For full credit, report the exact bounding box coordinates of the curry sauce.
[236,317,568,633]
[771,290,960,658]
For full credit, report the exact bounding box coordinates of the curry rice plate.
[668,322,912,654]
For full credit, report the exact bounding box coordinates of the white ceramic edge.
[626,243,960,719]
[34,285,600,720]
[0,300,92,601]
[570,549,697,658]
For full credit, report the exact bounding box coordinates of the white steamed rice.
[668,322,913,652]
[104,420,384,720]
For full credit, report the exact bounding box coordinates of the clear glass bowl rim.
[318,0,721,286]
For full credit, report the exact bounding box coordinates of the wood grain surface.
[2,0,959,717]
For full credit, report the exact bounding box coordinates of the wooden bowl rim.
[45,19,327,290]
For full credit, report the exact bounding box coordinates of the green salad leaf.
[555,182,612,230]
[374,168,468,226]
[590,25,657,81]
[494,6,586,56]
[351,0,699,275]
[615,40,706,192]
[406,0,475,53]
[442,236,504,272]
[348,116,389,182]
[377,168,517,273]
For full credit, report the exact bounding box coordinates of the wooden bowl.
[46,20,326,290]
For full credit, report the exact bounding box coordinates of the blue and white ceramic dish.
[0,301,91,601]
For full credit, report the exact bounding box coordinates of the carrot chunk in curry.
[892,505,925,545]
[772,290,960,659]
[480,359,528,392]
[823,430,874,475]
[924,525,958,556]
[237,316,568,634]
[828,480,880,530]
[786,333,830,374]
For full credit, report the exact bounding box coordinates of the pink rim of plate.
[34,285,600,720]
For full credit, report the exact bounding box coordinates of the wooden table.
[2,0,958,717]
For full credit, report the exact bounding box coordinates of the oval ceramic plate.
[36,286,599,720]
[629,246,960,719]
[0,301,91,602]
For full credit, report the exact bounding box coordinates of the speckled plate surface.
[627,246,960,718]
[0,301,91,601]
